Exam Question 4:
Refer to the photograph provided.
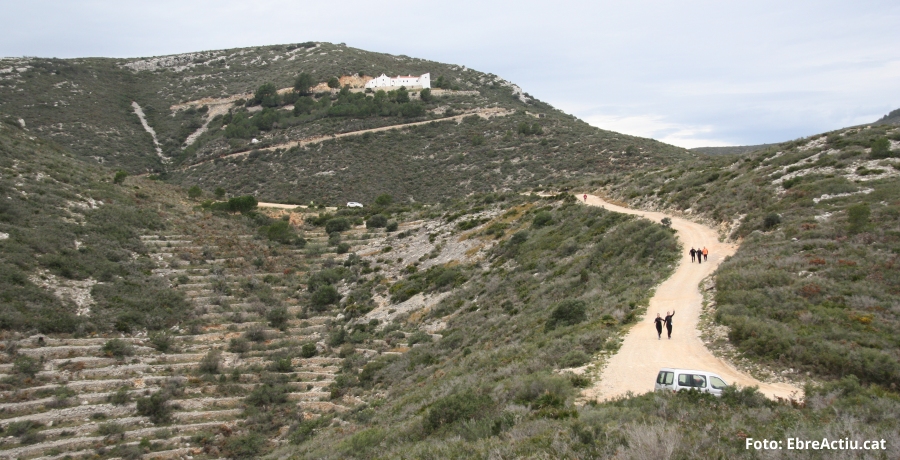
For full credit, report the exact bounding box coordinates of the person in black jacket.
[664,311,675,339]
[653,313,664,340]
[689,248,696,262]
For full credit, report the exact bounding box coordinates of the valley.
[1,42,899,458]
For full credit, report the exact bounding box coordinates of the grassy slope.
[592,123,900,387]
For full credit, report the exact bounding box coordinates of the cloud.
[582,114,732,149]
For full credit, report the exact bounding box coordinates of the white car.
[655,368,728,396]
[347,202,364,208]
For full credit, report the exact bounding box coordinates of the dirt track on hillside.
[183,107,513,170]
[579,194,801,401]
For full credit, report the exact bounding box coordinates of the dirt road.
[579,194,801,401]
[183,107,513,170]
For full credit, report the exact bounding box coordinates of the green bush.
[366,214,388,228]
[102,339,134,359]
[424,391,493,434]
[545,299,587,331]
[135,391,172,424]
[267,306,289,330]
[311,285,341,309]
[198,350,222,374]
[300,343,318,358]
[847,203,870,234]
[224,433,266,460]
[245,383,288,408]
[12,355,42,377]
[532,211,553,227]
[386,221,399,232]
[870,137,892,158]
[325,217,351,234]
[113,170,128,184]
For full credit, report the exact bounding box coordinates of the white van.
[347,202,364,208]
[655,368,729,396]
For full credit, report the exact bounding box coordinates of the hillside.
[0,43,692,204]
[590,122,900,387]
[874,107,900,125]
[690,143,777,156]
[3,43,900,459]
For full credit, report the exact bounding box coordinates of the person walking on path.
[697,249,702,264]
[583,194,588,202]
[664,310,675,339]
[653,313,664,340]
[702,246,708,262]
[689,248,696,262]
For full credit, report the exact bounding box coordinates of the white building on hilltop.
[365,73,430,90]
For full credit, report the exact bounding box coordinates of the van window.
[710,376,727,390]
[679,374,706,388]
[691,375,707,388]
[657,371,674,385]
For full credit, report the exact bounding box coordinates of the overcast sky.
[2,0,898,148]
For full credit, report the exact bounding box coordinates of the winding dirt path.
[579,194,801,401]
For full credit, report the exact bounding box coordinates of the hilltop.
[0,43,692,204]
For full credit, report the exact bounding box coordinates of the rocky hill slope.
[0,42,692,204]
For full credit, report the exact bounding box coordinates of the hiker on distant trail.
[653,313,664,340]
[697,248,702,264]
[689,248,696,262]
[583,194,588,202]
[702,246,709,261]
[664,310,675,339]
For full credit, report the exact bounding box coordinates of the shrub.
[366,214,388,228]
[423,391,492,434]
[187,185,202,200]
[311,284,340,309]
[374,194,393,206]
[224,433,266,459]
[135,391,172,424]
[325,217,351,234]
[108,386,131,405]
[102,339,134,359]
[545,299,587,331]
[245,383,288,408]
[149,331,174,353]
[870,137,892,158]
[12,355,42,377]
[198,349,222,374]
[407,331,433,346]
[336,242,351,254]
[327,77,340,89]
[763,213,781,230]
[301,342,318,358]
[269,357,293,372]
[386,221,399,232]
[229,337,250,354]
[244,326,268,343]
[113,170,128,184]
[847,203,870,234]
[532,211,553,227]
[267,306,289,330]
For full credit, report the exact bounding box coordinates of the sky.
[1,0,898,148]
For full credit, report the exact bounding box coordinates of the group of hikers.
[689,247,708,263]
[653,311,675,339]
